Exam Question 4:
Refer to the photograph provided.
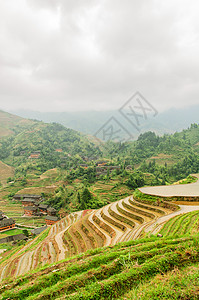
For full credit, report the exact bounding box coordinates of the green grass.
[0,234,198,300]
[160,210,199,237]
[0,228,30,238]
[119,263,199,299]
[14,216,46,227]
[178,175,198,185]
[22,227,50,252]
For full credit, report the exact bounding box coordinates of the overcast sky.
[0,0,198,112]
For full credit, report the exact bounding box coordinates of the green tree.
[22,229,29,237]
[80,187,92,210]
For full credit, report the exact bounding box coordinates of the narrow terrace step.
[87,211,108,246]
[109,201,136,228]
[129,197,167,215]
[83,213,104,248]
[68,224,87,254]
[117,200,144,224]
[81,217,98,249]
[122,198,155,220]
[91,209,114,246]
[93,209,116,243]
[74,218,94,251]
[100,204,125,245]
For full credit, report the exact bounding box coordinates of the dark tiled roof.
[12,234,28,241]
[47,207,57,212]
[22,198,35,203]
[0,234,27,244]
[39,204,48,209]
[0,218,15,227]
[45,216,59,221]
[31,226,48,235]
[24,206,37,211]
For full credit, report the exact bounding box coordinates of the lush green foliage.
[0,235,198,299]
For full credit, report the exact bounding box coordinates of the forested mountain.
[0,110,198,183]
[0,111,102,174]
[10,104,199,137]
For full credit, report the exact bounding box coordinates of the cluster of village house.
[13,194,60,226]
[0,210,48,241]
[76,160,126,177]
[0,197,59,231]
[25,149,64,160]
[25,151,132,177]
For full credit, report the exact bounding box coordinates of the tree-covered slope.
[0,111,102,173]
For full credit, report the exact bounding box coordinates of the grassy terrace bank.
[0,233,198,300]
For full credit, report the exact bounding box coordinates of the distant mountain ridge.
[9,104,199,139]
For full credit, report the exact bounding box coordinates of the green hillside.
[0,233,198,299]
[0,111,198,218]
[0,112,198,299]
[0,111,102,174]
[105,124,199,181]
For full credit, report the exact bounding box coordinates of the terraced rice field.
[0,174,199,283]
[0,211,85,281]
[0,234,198,300]
[0,196,174,281]
[160,210,199,237]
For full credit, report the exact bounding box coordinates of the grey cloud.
[0,0,199,112]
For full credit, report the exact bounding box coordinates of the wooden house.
[79,164,88,169]
[96,160,108,167]
[55,149,63,152]
[28,154,40,159]
[24,206,38,216]
[22,198,36,207]
[0,218,15,232]
[38,204,48,213]
[45,216,59,226]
